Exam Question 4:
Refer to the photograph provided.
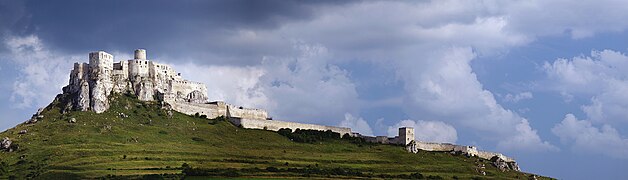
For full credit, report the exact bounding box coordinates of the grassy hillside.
[0,94,550,179]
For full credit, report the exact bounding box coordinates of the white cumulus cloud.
[544,50,628,124]
[2,35,79,109]
[339,113,373,136]
[552,114,628,159]
[168,43,359,126]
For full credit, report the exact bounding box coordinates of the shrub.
[192,137,205,142]
[266,167,279,172]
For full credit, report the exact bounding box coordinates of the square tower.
[89,51,113,69]
[89,51,114,77]
[398,127,415,145]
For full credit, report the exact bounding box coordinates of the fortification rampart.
[169,101,221,118]
[230,118,353,136]
[227,105,268,120]
[414,141,456,151]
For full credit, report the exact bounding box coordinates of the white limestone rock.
[133,79,154,101]
[1,137,11,150]
[90,80,112,113]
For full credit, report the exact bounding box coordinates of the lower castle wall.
[227,105,268,120]
[170,101,221,118]
[414,141,456,151]
[230,118,353,137]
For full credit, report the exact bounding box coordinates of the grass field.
[0,94,551,179]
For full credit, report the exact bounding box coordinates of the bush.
[276,128,341,143]
[142,174,164,180]
[199,115,207,119]
[266,167,279,172]
[192,137,205,142]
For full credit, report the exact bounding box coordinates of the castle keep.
[58,49,518,171]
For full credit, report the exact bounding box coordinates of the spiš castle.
[55,49,520,171]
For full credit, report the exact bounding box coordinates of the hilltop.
[0,94,550,179]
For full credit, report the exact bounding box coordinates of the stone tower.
[398,127,415,145]
[134,49,147,60]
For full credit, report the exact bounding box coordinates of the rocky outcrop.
[490,156,520,171]
[132,78,155,101]
[26,108,45,124]
[0,137,16,152]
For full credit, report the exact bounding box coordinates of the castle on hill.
[56,49,518,171]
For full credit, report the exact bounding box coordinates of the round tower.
[134,49,146,60]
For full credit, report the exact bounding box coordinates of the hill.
[0,94,551,179]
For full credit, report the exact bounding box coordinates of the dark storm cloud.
[0,0,27,34]
[9,0,357,65]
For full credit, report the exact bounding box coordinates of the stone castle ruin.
[55,49,519,171]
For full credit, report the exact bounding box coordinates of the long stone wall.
[230,118,353,136]
[227,105,268,120]
[169,101,221,118]
[414,141,457,151]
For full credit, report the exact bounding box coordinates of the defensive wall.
[229,118,353,137]
[168,101,269,120]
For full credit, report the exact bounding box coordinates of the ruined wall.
[363,136,391,144]
[169,101,221,118]
[414,141,456,151]
[453,145,479,156]
[171,80,208,100]
[230,118,353,136]
[227,104,268,120]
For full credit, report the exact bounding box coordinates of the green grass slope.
[0,94,551,179]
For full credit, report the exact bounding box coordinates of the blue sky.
[1,0,627,179]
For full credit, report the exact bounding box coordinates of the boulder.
[1,137,11,150]
[26,117,37,124]
[69,118,77,123]
[18,130,27,134]
[405,140,418,153]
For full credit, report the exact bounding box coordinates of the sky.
[0,0,627,179]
